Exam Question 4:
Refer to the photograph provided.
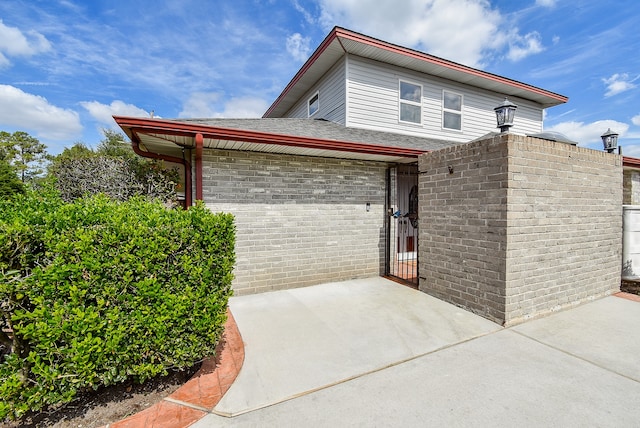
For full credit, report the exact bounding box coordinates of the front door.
[386,164,419,287]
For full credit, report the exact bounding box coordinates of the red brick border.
[614,291,640,303]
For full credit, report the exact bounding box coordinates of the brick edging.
[614,291,640,302]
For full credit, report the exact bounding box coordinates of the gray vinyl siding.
[283,58,346,123]
[346,56,543,141]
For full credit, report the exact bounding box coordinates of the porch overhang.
[113,116,426,164]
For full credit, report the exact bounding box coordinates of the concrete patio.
[189,277,640,427]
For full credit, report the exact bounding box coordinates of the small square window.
[400,81,421,103]
[444,92,462,111]
[308,92,319,117]
[401,104,421,124]
[443,111,462,130]
[399,80,422,124]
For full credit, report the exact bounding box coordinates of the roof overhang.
[264,27,569,118]
[114,116,425,164]
[624,156,640,169]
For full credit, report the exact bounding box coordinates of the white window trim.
[308,92,319,117]
[442,90,463,131]
[399,80,423,125]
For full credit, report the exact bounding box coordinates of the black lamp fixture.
[494,98,518,133]
[601,128,619,153]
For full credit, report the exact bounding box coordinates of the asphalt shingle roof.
[176,117,463,152]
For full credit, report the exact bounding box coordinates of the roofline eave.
[113,116,426,160]
[264,27,568,118]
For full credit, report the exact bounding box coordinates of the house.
[262,27,566,138]
[116,27,625,325]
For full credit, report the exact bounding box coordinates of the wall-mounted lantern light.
[601,128,619,153]
[494,98,518,133]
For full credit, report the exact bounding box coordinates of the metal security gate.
[385,164,419,287]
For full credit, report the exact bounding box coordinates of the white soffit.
[136,131,417,164]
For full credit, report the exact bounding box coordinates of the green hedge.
[0,190,235,419]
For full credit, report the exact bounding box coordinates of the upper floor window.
[443,91,462,130]
[308,92,319,117]
[399,80,422,124]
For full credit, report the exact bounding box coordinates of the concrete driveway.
[192,277,640,427]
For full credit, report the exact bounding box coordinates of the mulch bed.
[621,280,640,296]
[3,363,201,428]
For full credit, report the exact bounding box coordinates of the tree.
[0,159,25,198]
[46,142,94,177]
[55,142,94,160]
[0,131,48,182]
[48,130,180,205]
[96,129,134,159]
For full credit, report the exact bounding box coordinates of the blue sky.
[1,0,639,156]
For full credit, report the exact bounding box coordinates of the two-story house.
[115,26,568,296]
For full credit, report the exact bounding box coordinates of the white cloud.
[0,84,82,140]
[286,33,312,62]
[293,0,317,25]
[602,73,638,97]
[0,19,51,67]
[213,96,270,118]
[620,144,640,158]
[178,92,222,118]
[178,93,269,118]
[315,0,544,67]
[546,119,629,145]
[535,0,556,7]
[632,114,640,126]
[80,100,150,126]
[507,31,544,61]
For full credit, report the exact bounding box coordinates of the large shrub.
[50,155,180,205]
[0,190,235,419]
[47,132,180,205]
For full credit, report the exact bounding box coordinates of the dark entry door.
[386,164,419,287]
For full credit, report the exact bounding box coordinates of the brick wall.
[623,169,640,205]
[419,133,622,325]
[200,149,387,295]
[418,136,509,323]
[505,135,622,324]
